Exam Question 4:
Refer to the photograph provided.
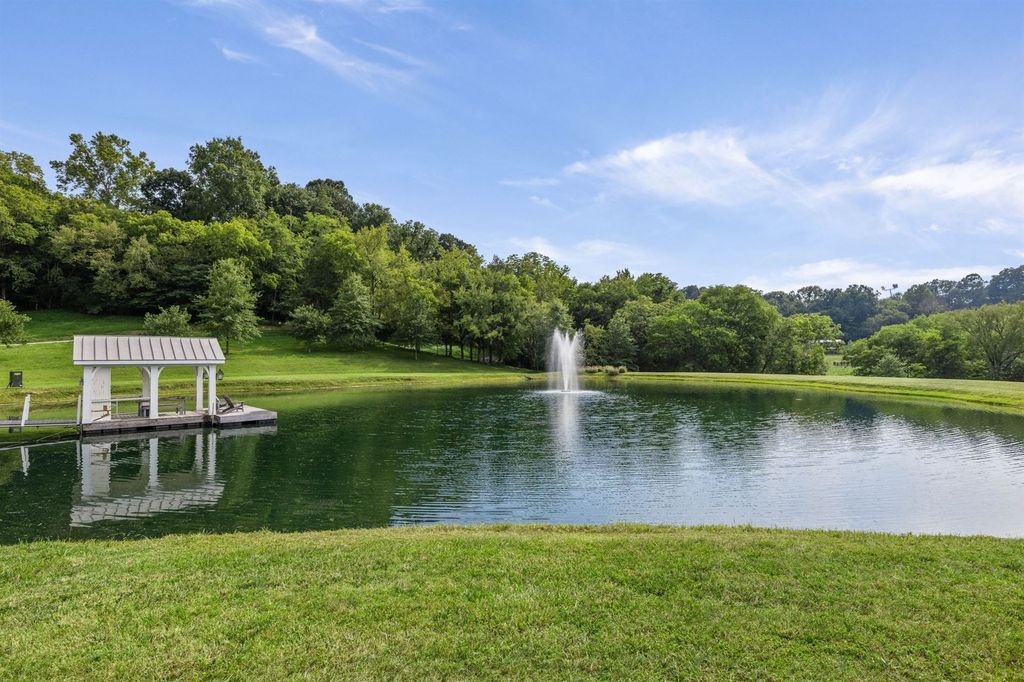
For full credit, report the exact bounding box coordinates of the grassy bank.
[3,311,1023,413]
[1,525,1021,679]
[613,371,1024,412]
[0,312,534,409]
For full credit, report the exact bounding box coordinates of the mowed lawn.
[0,525,1021,679]
[0,311,532,409]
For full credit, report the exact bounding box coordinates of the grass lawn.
[3,311,1023,414]
[0,311,533,410]
[614,371,1024,413]
[825,353,853,376]
[1,525,1021,679]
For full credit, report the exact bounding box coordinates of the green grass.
[613,371,1024,413]
[825,353,854,376]
[0,525,1020,679]
[3,311,1023,414]
[0,311,534,410]
[19,308,143,342]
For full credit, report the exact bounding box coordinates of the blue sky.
[1,0,1021,289]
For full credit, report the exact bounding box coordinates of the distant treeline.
[2,132,1022,377]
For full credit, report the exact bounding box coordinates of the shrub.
[143,305,191,336]
[0,299,30,346]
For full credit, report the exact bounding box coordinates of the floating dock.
[80,405,277,436]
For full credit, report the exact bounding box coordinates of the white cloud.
[868,155,1024,213]
[529,195,559,210]
[314,0,427,13]
[352,38,430,69]
[743,258,1008,292]
[217,44,259,63]
[194,0,412,90]
[567,130,778,205]
[562,90,1024,237]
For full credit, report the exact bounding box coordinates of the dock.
[80,405,277,436]
[5,334,278,439]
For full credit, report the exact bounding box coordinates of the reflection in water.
[548,391,580,452]
[72,432,225,527]
[2,385,1024,542]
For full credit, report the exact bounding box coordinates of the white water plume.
[547,329,584,392]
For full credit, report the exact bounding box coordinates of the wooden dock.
[80,406,277,436]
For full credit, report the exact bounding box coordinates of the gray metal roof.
[73,335,225,365]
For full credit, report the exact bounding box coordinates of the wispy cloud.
[193,0,413,90]
[217,43,259,63]
[352,38,431,69]
[743,258,1008,292]
[568,130,778,206]
[563,89,1024,237]
[529,195,558,210]
[313,0,427,14]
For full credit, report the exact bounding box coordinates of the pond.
[2,383,1024,542]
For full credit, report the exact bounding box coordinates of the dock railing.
[90,396,188,420]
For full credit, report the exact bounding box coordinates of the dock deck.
[80,405,277,436]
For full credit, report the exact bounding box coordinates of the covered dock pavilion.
[73,335,275,435]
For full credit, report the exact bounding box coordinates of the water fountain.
[547,329,584,392]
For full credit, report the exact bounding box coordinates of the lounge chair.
[217,395,245,414]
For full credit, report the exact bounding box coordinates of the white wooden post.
[20,394,30,427]
[195,367,204,413]
[81,367,94,425]
[148,366,162,419]
[207,365,217,415]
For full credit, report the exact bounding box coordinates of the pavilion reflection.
[69,426,275,527]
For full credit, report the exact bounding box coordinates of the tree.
[50,132,155,208]
[604,315,637,368]
[958,303,1024,380]
[350,203,394,232]
[988,266,1024,304]
[699,285,781,371]
[186,137,278,221]
[329,274,378,349]
[0,299,29,346]
[197,258,261,354]
[947,273,988,309]
[0,150,52,300]
[635,272,678,303]
[140,168,194,218]
[287,305,332,351]
[303,226,362,309]
[392,278,437,359]
[305,179,357,220]
[143,305,191,336]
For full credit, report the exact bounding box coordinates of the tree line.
[1,131,1022,378]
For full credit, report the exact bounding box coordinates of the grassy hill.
[0,311,534,410]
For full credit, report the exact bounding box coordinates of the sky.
[1,0,1022,291]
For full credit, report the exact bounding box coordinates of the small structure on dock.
[73,335,275,435]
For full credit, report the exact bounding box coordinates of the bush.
[0,299,30,345]
[287,305,331,352]
[143,305,191,336]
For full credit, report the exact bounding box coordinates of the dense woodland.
[2,132,1023,378]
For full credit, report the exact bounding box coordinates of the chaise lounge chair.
[216,395,245,414]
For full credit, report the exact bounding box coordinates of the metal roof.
[73,336,225,365]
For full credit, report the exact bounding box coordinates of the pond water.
[2,383,1024,542]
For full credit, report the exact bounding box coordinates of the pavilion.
[74,335,225,427]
